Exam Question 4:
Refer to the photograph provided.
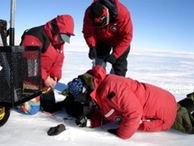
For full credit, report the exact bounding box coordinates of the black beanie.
[91,2,105,18]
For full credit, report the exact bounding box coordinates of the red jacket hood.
[91,65,107,81]
[88,65,107,103]
[43,15,74,45]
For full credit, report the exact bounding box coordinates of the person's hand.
[88,47,97,59]
[44,76,57,88]
[75,116,91,127]
[105,54,117,64]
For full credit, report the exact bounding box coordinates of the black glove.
[47,124,66,136]
[105,54,117,64]
[107,128,117,135]
[88,47,97,59]
[75,116,88,127]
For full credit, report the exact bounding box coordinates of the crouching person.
[172,92,194,134]
[62,65,177,139]
[16,14,75,115]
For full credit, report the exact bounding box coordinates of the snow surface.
[0,48,194,146]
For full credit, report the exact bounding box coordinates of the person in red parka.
[17,14,75,115]
[83,0,133,76]
[21,14,74,86]
[63,65,177,139]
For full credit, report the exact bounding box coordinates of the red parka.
[21,15,74,81]
[88,65,177,139]
[83,0,133,59]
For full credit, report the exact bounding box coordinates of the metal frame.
[0,46,42,107]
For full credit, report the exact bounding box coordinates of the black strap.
[107,91,115,100]
[51,19,59,36]
[21,26,50,53]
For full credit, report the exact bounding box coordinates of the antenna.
[9,0,16,46]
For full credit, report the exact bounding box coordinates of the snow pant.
[40,89,65,113]
[172,105,194,134]
[178,92,194,113]
[95,41,130,77]
[172,92,194,134]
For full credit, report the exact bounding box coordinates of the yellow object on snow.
[0,107,5,120]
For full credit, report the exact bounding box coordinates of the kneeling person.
[62,65,177,139]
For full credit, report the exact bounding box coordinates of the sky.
[0,0,194,52]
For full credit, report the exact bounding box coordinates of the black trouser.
[40,89,65,113]
[95,41,130,77]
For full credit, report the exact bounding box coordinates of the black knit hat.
[90,2,109,27]
[91,2,104,18]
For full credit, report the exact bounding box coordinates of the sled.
[0,0,42,127]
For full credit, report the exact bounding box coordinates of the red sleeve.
[50,51,64,80]
[41,68,48,80]
[112,90,143,139]
[20,35,43,47]
[112,5,133,58]
[41,53,52,80]
[82,7,97,48]
[139,120,165,132]
[41,44,63,81]
[88,111,109,128]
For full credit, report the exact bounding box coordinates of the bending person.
[62,65,177,139]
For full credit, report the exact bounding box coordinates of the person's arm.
[111,6,133,59]
[116,92,142,139]
[50,50,64,81]
[88,112,110,128]
[82,7,97,48]
[75,112,109,128]
[139,119,165,132]
[107,89,143,139]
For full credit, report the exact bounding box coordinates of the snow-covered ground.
[1,48,194,146]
